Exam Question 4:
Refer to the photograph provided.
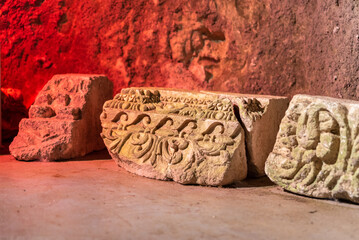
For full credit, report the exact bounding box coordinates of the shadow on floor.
[3,143,112,162]
[57,149,112,162]
[1,139,274,188]
[229,176,276,188]
[283,189,359,206]
[183,177,275,188]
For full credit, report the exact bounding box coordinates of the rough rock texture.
[9,74,113,161]
[266,95,359,204]
[101,88,247,186]
[2,0,359,109]
[1,88,28,140]
[101,88,287,185]
[202,91,289,176]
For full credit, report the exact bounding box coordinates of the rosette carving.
[266,95,359,203]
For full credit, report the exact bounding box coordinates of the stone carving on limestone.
[201,91,289,177]
[10,74,113,161]
[101,88,246,186]
[265,95,359,203]
[101,88,288,186]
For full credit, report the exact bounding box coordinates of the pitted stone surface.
[101,88,288,185]
[202,91,289,176]
[10,74,113,161]
[266,94,359,204]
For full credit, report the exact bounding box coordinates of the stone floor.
[1,147,359,240]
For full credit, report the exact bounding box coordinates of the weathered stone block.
[202,91,289,176]
[101,88,288,185]
[266,94,359,203]
[10,74,113,161]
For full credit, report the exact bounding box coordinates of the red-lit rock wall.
[1,0,359,108]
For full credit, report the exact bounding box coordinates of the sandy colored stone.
[101,88,247,186]
[10,74,113,161]
[266,94,359,204]
[101,87,288,185]
[202,91,289,176]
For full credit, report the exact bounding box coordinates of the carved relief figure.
[167,0,247,87]
[266,95,359,203]
[170,22,226,83]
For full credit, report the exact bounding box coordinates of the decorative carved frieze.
[202,91,289,176]
[101,88,288,185]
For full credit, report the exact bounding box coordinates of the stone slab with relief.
[101,88,288,186]
[201,90,289,176]
[10,74,113,161]
[266,94,359,204]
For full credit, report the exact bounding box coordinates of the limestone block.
[101,88,246,186]
[202,91,289,176]
[265,94,359,204]
[101,87,288,185]
[10,74,113,161]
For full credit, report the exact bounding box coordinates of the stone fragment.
[101,88,246,186]
[202,91,289,176]
[265,94,359,204]
[101,87,288,186]
[10,74,113,161]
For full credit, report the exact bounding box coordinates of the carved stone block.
[265,95,359,203]
[202,91,289,176]
[101,88,288,185]
[10,74,113,161]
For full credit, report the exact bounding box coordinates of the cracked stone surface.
[101,88,288,185]
[266,94,359,204]
[9,74,113,161]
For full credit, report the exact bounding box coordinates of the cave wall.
[1,0,359,108]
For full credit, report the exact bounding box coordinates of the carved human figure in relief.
[168,1,246,85]
[170,24,226,83]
